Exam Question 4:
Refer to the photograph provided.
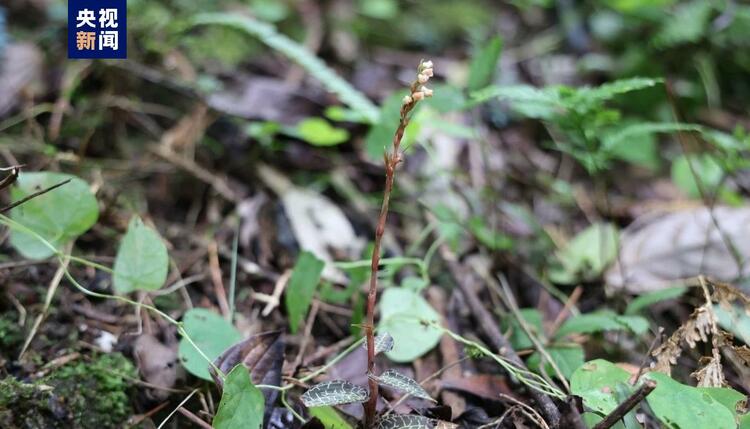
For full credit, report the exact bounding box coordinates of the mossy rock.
[0,353,136,429]
[0,310,24,352]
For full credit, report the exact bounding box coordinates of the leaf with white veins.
[364,332,394,355]
[370,370,434,401]
[375,415,457,429]
[301,380,369,407]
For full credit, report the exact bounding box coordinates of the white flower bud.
[412,91,425,101]
[422,68,433,77]
[402,95,413,105]
[417,73,429,84]
[422,60,434,69]
[423,87,433,97]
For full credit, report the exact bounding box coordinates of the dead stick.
[592,379,657,429]
[177,408,213,429]
[0,179,71,213]
[439,244,562,428]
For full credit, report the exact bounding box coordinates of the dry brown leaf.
[257,164,364,282]
[133,334,182,400]
[606,207,750,293]
[0,43,43,117]
[652,304,718,374]
[692,350,725,388]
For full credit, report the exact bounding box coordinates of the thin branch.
[0,179,71,213]
[592,379,657,429]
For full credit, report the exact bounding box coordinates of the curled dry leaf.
[652,304,718,374]
[692,349,726,388]
[210,330,284,417]
[606,207,750,293]
[375,414,458,429]
[257,164,365,283]
[301,380,369,407]
[369,369,434,402]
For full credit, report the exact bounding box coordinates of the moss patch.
[0,353,136,429]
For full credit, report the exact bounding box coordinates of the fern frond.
[193,13,380,123]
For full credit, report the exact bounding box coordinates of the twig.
[592,379,657,429]
[289,300,320,377]
[19,245,72,360]
[363,60,434,428]
[547,286,582,338]
[208,241,231,320]
[438,244,562,427]
[0,178,71,213]
[261,269,291,317]
[177,407,213,429]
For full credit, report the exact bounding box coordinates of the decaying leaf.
[0,42,42,117]
[369,370,434,402]
[692,349,725,388]
[653,304,718,374]
[375,414,457,429]
[301,380,369,407]
[257,164,365,283]
[210,330,284,417]
[606,207,750,293]
[365,333,394,355]
[133,334,182,400]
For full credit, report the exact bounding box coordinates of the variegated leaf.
[300,380,369,407]
[375,415,457,429]
[370,370,434,402]
[363,333,395,355]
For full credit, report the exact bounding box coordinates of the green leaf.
[113,217,169,293]
[10,172,99,259]
[296,118,350,146]
[714,304,750,345]
[308,406,354,429]
[653,1,713,48]
[301,380,369,407]
[285,251,325,333]
[370,369,433,401]
[571,78,661,110]
[570,359,631,414]
[467,36,503,92]
[528,344,585,380]
[468,217,513,250]
[556,311,649,337]
[501,308,543,350]
[471,84,560,119]
[378,287,442,362]
[212,365,264,429]
[625,286,687,315]
[644,372,736,429]
[193,14,379,123]
[550,223,619,284]
[602,122,701,154]
[671,154,724,198]
[698,387,744,415]
[178,308,242,380]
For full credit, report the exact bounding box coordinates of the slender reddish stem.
[363,80,421,428]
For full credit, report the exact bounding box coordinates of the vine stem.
[363,60,433,428]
